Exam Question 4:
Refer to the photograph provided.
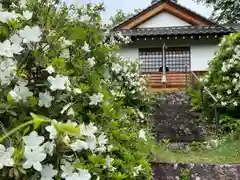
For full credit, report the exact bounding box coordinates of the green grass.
[152,135,240,164]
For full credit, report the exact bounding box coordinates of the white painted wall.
[119,39,219,71]
[191,44,218,71]
[137,11,190,28]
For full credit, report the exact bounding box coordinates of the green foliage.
[201,32,240,133]
[195,0,240,23]
[0,0,154,179]
[109,9,142,27]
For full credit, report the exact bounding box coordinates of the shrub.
[201,32,240,133]
[0,0,153,179]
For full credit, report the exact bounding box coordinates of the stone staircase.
[154,91,207,143]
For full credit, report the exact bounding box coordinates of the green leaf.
[68,27,87,40]
[31,113,50,130]
[53,122,80,136]
[7,110,17,117]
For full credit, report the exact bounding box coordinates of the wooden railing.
[144,72,190,88]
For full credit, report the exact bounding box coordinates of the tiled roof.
[113,25,235,37]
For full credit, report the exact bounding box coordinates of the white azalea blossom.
[70,140,88,152]
[82,41,90,52]
[45,125,57,140]
[133,165,143,177]
[45,66,55,74]
[48,75,70,91]
[0,11,18,23]
[23,146,47,171]
[0,40,23,58]
[86,136,97,151]
[23,131,45,147]
[73,88,82,94]
[112,63,122,74]
[98,133,108,146]
[39,91,54,108]
[89,93,104,105]
[23,10,33,20]
[61,161,75,178]
[10,83,33,102]
[19,26,42,43]
[139,129,147,141]
[40,164,57,180]
[104,155,114,170]
[87,57,96,67]
[0,144,14,169]
[43,141,55,156]
[65,171,91,180]
[80,123,98,137]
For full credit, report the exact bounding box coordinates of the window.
[139,48,162,73]
[138,47,190,73]
[165,47,191,72]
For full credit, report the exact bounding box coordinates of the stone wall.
[152,162,240,180]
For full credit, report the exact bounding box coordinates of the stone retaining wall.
[152,162,240,180]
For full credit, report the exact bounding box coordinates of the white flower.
[23,10,33,20]
[45,125,57,140]
[48,75,70,91]
[60,49,70,59]
[86,136,97,151]
[80,123,97,137]
[20,0,27,7]
[10,34,22,44]
[112,63,122,74]
[73,88,82,94]
[43,141,55,156]
[98,133,108,146]
[45,66,55,74]
[9,90,21,102]
[0,11,18,23]
[221,101,227,106]
[10,83,33,102]
[65,171,91,180]
[233,101,238,107]
[89,93,104,105]
[139,129,147,141]
[19,26,42,43]
[0,40,23,58]
[40,164,57,180]
[133,165,143,177]
[61,103,73,114]
[70,140,88,152]
[61,161,75,178]
[233,78,238,84]
[67,108,75,116]
[104,155,114,169]
[82,42,90,52]
[23,146,47,171]
[227,90,232,95]
[87,57,96,67]
[0,144,14,169]
[39,91,54,108]
[23,131,45,148]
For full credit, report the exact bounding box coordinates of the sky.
[80,0,213,24]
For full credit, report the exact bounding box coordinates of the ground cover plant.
[0,0,154,179]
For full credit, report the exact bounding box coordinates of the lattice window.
[166,47,191,72]
[138,47,191,73]
[139,48,162,73]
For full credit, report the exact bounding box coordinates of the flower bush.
[201,32,240,132]
[0,0,153,179]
